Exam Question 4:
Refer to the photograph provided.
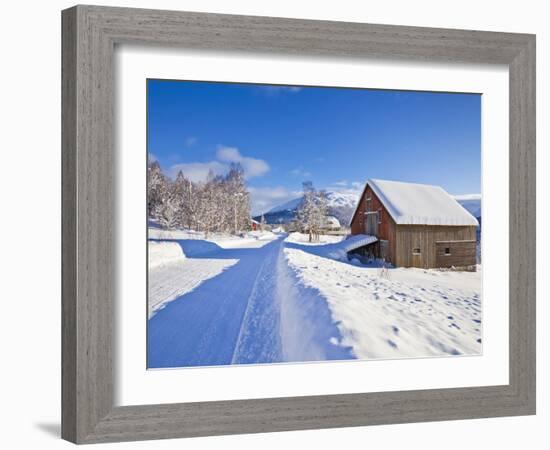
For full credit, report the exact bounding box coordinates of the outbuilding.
[349,179,479,269]
[250,218,260,231]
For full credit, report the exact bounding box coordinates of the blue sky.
[148,80,481,215]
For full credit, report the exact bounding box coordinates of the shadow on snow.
[284,240,394,270]
[147,235,354,369]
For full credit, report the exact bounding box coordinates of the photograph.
[146,80,482,369]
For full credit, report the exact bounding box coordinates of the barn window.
[378,209,382,224]
[413,247,421,255]
[445,247,451,255]
[366,197,372,211]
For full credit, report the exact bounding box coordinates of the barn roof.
[350,179,479,227]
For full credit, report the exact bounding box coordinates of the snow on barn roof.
[350,179,479,227]
[342,234,378,253]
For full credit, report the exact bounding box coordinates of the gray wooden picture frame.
[61,5,536,444]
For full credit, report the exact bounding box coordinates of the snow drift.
[285,232,377,262]
[148,241,185,269]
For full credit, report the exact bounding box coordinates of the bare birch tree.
[297,182,329,242]
[147,161,252,235]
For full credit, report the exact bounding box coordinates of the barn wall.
[350,195,365,235]
[435,241,477,268]
[395,225,477,268]
[350,184,397,264]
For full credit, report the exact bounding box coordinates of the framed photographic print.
[62,5,536,444]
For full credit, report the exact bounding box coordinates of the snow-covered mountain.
[453,194,481,219]
[266,197,302,214]
[454,194,482,245]
[325,191,360,225]
[257,191,482,232]
[256,190,360,225]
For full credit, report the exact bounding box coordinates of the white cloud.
[248,186,301,216]
[216,146,241,162]
[167,161,226,182]
[326,180,364,195]
[185,137,198,147]
[332,180,348,187]
[167,145,269,182]
[216,145,270,178]
[290,168,312,179]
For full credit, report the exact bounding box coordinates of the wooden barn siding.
[350,196,365,235]
[395,225,477,268]
[350,185,397,264]
[435,241,477,268]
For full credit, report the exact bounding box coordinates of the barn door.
[364,212,378,236]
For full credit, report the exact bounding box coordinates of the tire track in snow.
[148,237,284,368]
[230,238,284,364]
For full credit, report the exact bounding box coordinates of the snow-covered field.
[147,229,482,368]
[284,233,482,359]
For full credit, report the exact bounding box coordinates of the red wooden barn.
[349,179,479,269]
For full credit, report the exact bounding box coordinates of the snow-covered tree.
[224,163,250,234]
[196,171,218,237]
[297,182,329,242]
[147,161,252,235]
[313,189,329,235]
[147,161,168,220]
[181,175,199,230]
[260,214,266,232]
[170,171,189,228]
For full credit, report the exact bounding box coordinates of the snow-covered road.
[148,234,352,368]
[148,232,482,369]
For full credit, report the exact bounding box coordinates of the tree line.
[148,160,251,235]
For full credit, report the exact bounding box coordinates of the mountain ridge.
[255,190,481,230]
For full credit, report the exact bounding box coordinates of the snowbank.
[148,241,185,270]
[149,257,238,318]
[284,246,482,359]
[284,232,378,262]
[284,232,345,245]
[148,227,279,250]
[147,230,281,317]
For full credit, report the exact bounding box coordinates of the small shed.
[349,179,479,269]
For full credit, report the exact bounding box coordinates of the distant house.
[251,219,260,231]
[349,179,479,269]
[323,215,341,231]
